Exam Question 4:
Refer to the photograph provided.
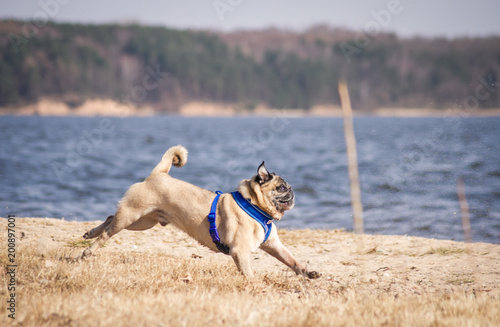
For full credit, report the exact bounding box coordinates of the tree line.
[1,21,498,112]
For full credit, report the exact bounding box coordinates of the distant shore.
[1,98,500,117]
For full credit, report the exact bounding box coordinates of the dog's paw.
[66,255,80,263]
[307,271,322,279]
[77,248,93,261]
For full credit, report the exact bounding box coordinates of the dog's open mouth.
[276,195,295,212]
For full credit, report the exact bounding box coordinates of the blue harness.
[208,191,273,255]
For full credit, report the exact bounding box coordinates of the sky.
[1,0,500,38]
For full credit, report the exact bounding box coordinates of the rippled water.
[1,115,499,243]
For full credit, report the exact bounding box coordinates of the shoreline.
[2,98,500,118]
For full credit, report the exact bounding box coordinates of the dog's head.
[237,162,295,220]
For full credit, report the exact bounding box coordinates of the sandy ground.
[4,217,499,297]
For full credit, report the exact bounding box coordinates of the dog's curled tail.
[152,145,188,174]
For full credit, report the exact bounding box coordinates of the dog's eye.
[277,185,287,192]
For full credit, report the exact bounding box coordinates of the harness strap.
[208,191,230,255]
[231,191,273,243]
[208,191,274,255]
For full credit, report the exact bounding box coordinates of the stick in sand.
[457,177,472,243]
[338,80,364,234]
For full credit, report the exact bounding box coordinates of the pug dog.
[81,145,320,279]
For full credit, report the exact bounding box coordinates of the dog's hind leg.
[83,215,114,239]
[125,210,168,231]
[80,207,141,259]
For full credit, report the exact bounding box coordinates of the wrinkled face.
[252,162,295,216]
[270,175,295,213]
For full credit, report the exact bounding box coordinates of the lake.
[1,115,499,244]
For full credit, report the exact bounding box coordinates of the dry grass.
[1,218,499,326]
[426,246,471,255]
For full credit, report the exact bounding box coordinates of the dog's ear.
[256,161,273,185]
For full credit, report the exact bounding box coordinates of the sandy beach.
[1,217,499,326]
[2,98,500,117]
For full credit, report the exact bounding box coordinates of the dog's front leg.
[260,235,321,279]
[230,247,254,279]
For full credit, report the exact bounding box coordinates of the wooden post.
[338,80,364,234]
[457,177,472,243]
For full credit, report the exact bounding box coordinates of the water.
[1,115,499,244]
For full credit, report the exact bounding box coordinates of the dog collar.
[231,191,273,243]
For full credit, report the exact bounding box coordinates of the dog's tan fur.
[81,145,320,279]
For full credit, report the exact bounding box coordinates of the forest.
[0,20,499,112]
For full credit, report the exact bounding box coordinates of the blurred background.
[0,0,499,243]
[1,0,499,111]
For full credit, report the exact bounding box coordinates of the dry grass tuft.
[426,246,471,255]
[1,218,499,326]
[66,239,93,248]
